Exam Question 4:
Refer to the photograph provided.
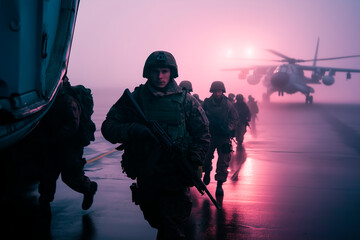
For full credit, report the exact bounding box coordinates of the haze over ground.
[67,0,360,103]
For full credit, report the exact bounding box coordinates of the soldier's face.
[149,67,171,88]
[213,90,223,99]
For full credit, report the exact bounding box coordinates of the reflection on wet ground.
[2,102,360,239]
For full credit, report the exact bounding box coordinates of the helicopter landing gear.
[305,95,313,104]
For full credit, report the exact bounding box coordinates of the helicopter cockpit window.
[275,65,288,73]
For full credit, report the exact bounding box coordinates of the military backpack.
[70,85,96,146]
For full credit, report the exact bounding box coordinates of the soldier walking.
[202,81,238,196]
[247,95,259,133]
[38,76,98,217]
[101,51,210,240]
[233,94,251,150]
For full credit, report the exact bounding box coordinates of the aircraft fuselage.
[267,64,313,95]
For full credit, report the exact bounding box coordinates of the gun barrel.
[193,176,220,209]
[193,180,205,195]
[204,188,221,210]
[150,120,173,147]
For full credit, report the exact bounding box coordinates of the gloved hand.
[127,123,157,143]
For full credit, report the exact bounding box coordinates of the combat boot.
[203,171,210,185]
[82,181,98,210]
[216,181,224,196]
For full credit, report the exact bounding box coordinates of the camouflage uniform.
[102,79,210,239]
[202,94,238,183]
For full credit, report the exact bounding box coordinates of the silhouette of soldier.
[233,94,251,150]
[179,80,193,93]
[38,75,98,217]
[179,80,203,104]
[228,93,235,103]
[247,95,259,133]
[101,51,210,240]
[193,93,203,104]
[202,81,238,196]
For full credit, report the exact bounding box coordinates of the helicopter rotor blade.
[265,49,303,63]
[301,55,360,62]
[231,51,360,64]
[230,57,282,62]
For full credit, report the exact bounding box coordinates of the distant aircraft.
[222,39,360,103]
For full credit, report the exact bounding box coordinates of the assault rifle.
[122,88,220,210]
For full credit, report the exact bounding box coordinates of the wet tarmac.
[2,101,360,240]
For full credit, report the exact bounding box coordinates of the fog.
[67,0,360,103]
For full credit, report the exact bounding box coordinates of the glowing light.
[226,49,234,58]
[245,47,253,57]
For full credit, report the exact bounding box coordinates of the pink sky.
[67,0,360,103]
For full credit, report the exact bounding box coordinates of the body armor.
[135,85,188,146]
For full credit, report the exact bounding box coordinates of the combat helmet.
[179,80,193,92]
[228,93,235,102]
[143,51,178,78]
[236,94,244,102]
[210,81,226,93]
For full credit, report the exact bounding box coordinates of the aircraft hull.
[0,0,80,150]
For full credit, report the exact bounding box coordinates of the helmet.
[248,95,254,101]
[210,81,226,93]
[179,80,193,92]
[143,51,178,78]
[236,94,244,102]
[228,93,235,99]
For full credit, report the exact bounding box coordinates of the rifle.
[122,88,220,210]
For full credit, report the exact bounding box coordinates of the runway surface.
[3,101,360,240]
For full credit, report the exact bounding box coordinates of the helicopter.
[222,39,360,104]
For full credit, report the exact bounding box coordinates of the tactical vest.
[203,97,230,136]
[204,97,229,123]
[135,86,189,148]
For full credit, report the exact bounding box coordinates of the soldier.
[247,95,259,132]
[202,81,238,196]
[193,93,203,104]
[233,94,251,150]
[179,80,193,93]
[38,76,98,217]
[101,51,210,240]
[228,93,235,103]
[179,80,203,104]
